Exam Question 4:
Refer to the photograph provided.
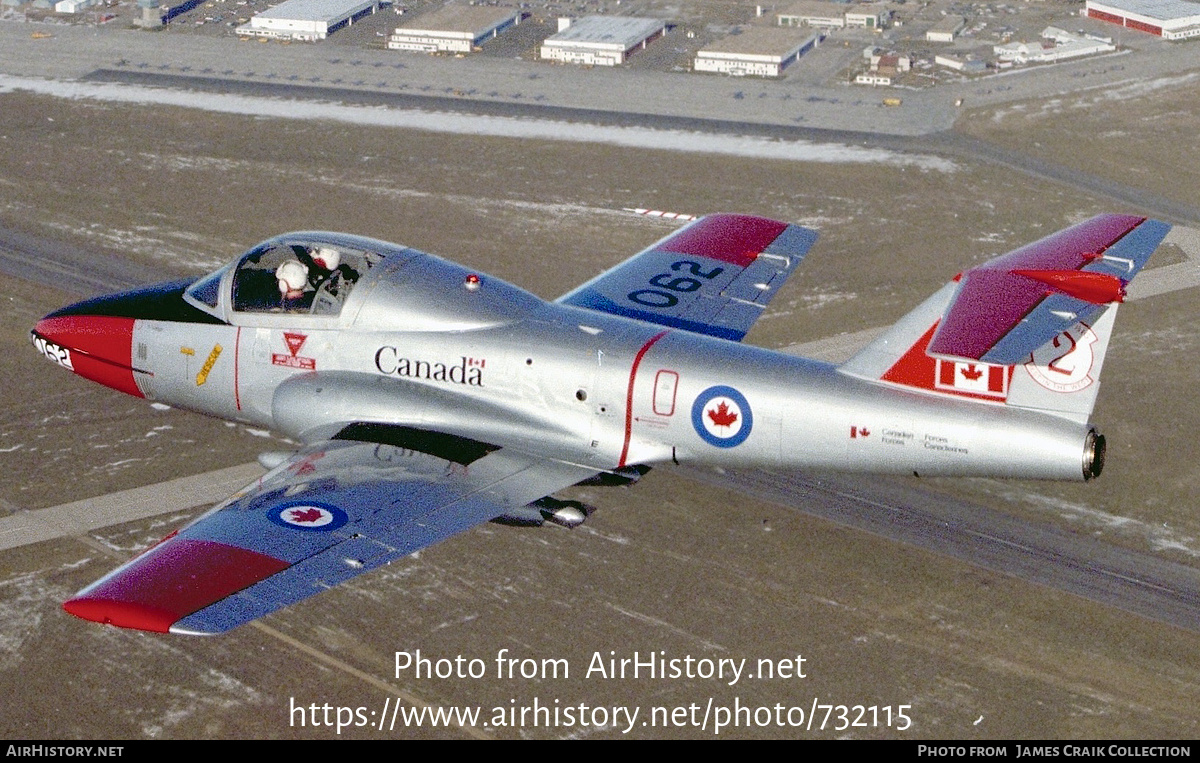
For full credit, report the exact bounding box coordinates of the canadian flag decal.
[936,359,1008,398]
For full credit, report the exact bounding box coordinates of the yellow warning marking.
[196,344,222,386]
[180,347,195,356]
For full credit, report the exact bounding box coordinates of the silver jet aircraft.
[30,213,1170,634]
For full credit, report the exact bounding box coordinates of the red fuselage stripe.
[234,326,242,411]
[620,330,669,467]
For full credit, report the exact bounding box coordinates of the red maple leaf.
[287,508,325,524]
[707,401,738,428]
[961,363,984,381]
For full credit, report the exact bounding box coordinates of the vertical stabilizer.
[836,215,1170,423]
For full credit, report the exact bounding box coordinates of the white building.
[778,1,847,29]
[935,54,986,72]
[926,15,965,42]
[387,5,520,53]
[237,0,380,41]
[540,16,666,66]
[994,27,1116,62]
[694,28,818,77]
[54,0,98,11]
[1086,0,1200,39]
[845,4,890,29]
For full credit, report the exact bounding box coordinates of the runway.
[697,468,1200,634]
[72,68,1200,227]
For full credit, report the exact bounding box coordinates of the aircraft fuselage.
[33,267,1096,483]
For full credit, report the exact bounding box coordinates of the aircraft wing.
[63,439,598,635]
[929,215,1171,364]
[557,213,819,341]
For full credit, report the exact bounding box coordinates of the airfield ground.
[0,27,1199,738]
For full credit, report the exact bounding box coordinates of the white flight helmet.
[276,259,309,295]
[313,247,340,271]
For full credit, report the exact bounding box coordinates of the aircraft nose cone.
[31,312,142,398]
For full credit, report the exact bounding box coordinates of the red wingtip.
[63,597,176,633]
[63,538,290,633]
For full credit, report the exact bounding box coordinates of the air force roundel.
[692,385,753,448]
[270,502,349,532]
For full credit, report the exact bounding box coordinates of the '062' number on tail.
[627,261,725,308]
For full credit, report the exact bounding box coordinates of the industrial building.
[995,27,1117,62]
[777,1,848,29]
[540,16,667,66]
[387,5,521,53]
[237,0,380,41]
[1085,0,1200,39]
[935,54,987,73]
[845,4,891,29]
[926,15,966,42]
[694,28,818,77]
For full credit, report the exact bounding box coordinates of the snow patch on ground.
[0,75,956,171]
[998,489,1199,558]
[0,572,57,670]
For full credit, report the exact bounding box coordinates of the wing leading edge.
[558,213,818,342]
[64,440,597,634]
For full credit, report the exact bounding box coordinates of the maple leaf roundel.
[269,502,349,532]
[691,385,753,448]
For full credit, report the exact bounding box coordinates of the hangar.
[1085,0,1200,39]
[926,15,966,42]
[694,28,819,77]
[387,5,521,53]
[237,0,380,41]
[845,5,890,29]
[777,1,848,29]
[540,16,667,66]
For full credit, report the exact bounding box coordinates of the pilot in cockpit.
[309,247,359,293]
[275,258,312,311]
[269,245,362,314]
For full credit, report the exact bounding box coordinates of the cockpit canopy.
[231,240,381,316]
[185,234,386,323]
[182,232,545,331]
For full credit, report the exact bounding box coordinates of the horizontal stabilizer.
[558,213,818,342]
[929,215,1170,364]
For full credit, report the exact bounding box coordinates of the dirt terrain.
[957,73,1200,213]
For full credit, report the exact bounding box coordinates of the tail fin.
[838,215,1171,423]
